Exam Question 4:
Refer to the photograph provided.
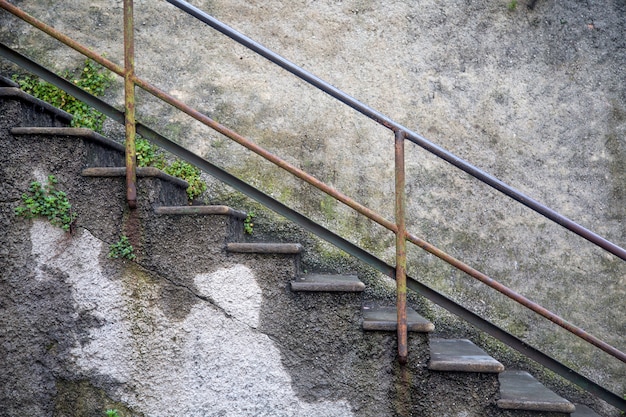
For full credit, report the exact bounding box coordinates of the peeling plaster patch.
[30,222,354,416]
[195,264,262,328]
[30,220,133,383]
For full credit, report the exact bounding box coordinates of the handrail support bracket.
[395,129,408,364]
[124,0,137,209]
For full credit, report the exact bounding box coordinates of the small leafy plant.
[134,140,206,202]
[135,138,166,169]
[507,0,517,10]
[13,58,113,132]
[108,235,136,260]
[105,410,121,417]
[164,160,207,201]
[244,211,256,235]
[15,175,77,232]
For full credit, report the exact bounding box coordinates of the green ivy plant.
[108,235,136,260]
[14,175,77,232]
[13,58,113,132]
[244,211,256,235]
[134,139,206,202]
[105,410,121,417]
[135,138,165,169]
[164,160,207,201]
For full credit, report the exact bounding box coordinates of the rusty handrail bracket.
[124,0,137,209]
[395,130,408,364]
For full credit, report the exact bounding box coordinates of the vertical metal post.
[395,129,408,364]
[124,0,137,209]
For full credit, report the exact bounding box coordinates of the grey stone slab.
[226,242,303,254]
[0,87,73,123]
[12,127,125,152]
[291,274,365,292]
[155,205,246,219]
[429,338,504,373]
[82,167,189,188]
[571,404,601,417]
[362,305,434,332]
[498,370,575,413]
[0,75,19,87]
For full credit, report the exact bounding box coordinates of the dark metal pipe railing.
[164,0,626,263]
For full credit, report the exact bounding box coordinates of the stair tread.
[362,305,434,332]
[497,370,575,413]
[13,126,126,152]
[82,167,189,188]
[0,75,19,87]
[429,338,504,373]
[291,273,365,292]
[155,205,246,219]
[571,404,601,417]
[0,87,73,123]
[226,242,303,254]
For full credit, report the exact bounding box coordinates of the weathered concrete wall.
[1,0,624,409]
[5,90,617,415]
[0,97,368,416]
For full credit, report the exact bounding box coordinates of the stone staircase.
[0,75,606,416]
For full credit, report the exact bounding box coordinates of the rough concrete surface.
[1,0,625,415]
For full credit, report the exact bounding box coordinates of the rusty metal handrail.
[1,0,624,389]
[123,0,137,209]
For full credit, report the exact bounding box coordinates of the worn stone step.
[362,305,434,332]
[498,370,575,413]
[226,242,303,254]
[0,75,19,87]
[429,338,504,373]
[155,205,246,219]
[82,166,188,188]
[291,273,365,292]
[1,87,73,127]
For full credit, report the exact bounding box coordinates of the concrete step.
[0,86,73,127]
[13,127,126,167]
[226,242,303,254]
[291,273,365,292]
[362,305,434,332]
[429,338,504,373]
[498,370,575,413]
[82,166,188,188]
[155,205,246,219]
[571,404,601,417]
[0,75,19,87]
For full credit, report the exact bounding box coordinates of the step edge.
[0,87,73,122]
[12,126,125,153]
[428,361,505,373]
[155,205,247,219]
[497,399,576,413]
[226,242,303,254]
[362,321,435,332]
[0,75,19,87]
[290,281,365,292]
[82,167,189,189]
